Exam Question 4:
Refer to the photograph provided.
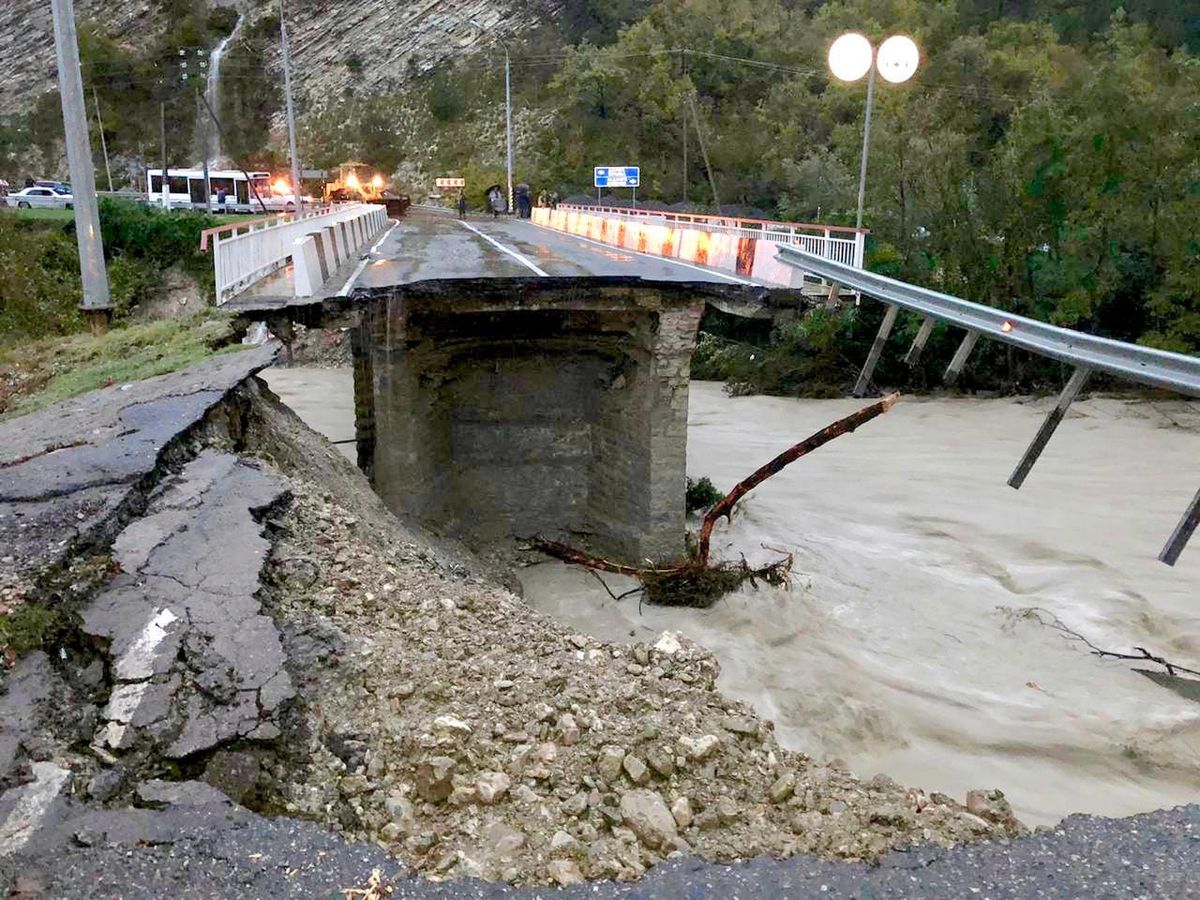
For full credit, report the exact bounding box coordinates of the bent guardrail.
[777,244,1200,566]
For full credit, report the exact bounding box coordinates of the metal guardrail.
[778,246,1200,396]
[778,244,1200,566]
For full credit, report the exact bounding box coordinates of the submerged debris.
[536,394,898,608]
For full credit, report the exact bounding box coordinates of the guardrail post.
[1159,487,1199,566]
[324,225,343,268]
[1008,366,1091,489]
[853,231,866,268]
[903,316,935,366]
[944,329,980,385]
[853,303,899,397]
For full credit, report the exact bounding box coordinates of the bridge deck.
[352,208,765,287]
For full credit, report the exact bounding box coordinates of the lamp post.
[469,19,514,214]
[828,33,920,231]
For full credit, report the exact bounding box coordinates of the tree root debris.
[536,393,898,608]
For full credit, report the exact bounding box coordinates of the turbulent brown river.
[264,367,1200,827]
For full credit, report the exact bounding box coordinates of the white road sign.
[436,177,466,188]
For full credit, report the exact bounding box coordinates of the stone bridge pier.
[351,283,705,563]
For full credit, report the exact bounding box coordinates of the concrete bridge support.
[352,283,704,563]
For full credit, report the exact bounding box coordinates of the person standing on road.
[487,185,504,218]
[457,191,467,218]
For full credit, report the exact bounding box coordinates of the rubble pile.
[259,474,1024,886]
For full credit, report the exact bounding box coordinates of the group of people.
[458,184,559,219]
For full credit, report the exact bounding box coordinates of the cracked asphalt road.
[0,345,278,586]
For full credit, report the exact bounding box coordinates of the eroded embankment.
[221,380,1025,884]
[0,358,1024,890]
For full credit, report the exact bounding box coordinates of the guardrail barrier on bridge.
[201,203,389,303]
[776,245,1200,567]
[532,204,866,281]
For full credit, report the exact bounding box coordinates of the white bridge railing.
[201,203,388,303]
[557,203,866,269]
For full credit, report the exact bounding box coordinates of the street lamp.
[469,19,514,215]
[828,33,920,231]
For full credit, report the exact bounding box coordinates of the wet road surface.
[351,208,757,288]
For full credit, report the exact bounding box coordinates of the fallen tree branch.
[533,539,679,578]
[534,395,895,607]
[1020,607,1200,678]
[698,392,899,563]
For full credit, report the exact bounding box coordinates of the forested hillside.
[301,0,1200,369]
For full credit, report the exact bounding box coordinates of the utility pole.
[687,90,720,211]
[160,101,169,209]
[279,0,303,212]
[49,0,111,328]
[504,47,514,214]
[92,87,113,193]
[680,50,688,205]
[468,19,515,214]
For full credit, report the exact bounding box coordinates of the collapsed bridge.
[223,205,1199,566]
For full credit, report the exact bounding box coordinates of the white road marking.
[338,220,399,296]
[0,762,71,856]
[458,220,549,277]
[530,221,755,285]
[114,607,177,681]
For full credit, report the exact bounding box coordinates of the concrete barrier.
[293,235,323,297]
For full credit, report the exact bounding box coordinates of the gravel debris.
[252,455,1025,886]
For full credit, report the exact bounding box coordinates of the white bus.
[147,168,274,213]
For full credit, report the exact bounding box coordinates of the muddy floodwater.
[264,367,1200,827]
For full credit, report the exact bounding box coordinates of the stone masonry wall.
[354,286,703,564]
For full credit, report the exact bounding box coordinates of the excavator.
[322,162,385,203]
[322,162,409,216]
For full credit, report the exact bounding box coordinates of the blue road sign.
[594,166,640,188]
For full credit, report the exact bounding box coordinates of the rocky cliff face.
[0,0,553,118]
[284,0,551,107]
[0,0,164,116]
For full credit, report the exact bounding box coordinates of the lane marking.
[114,607,177,681]
[0,762,71,856]
[530,222,755,285]
[338,220,399,296]
[458,220,549,277]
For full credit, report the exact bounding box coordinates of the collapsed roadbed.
[0,351,1194,897]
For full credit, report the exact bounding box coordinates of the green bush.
[692,307,860,398]
[685,477,725,514]
[207,5,240,37]
[0,202,219,341]
[0,604,62,655]
[98,199,214,290]
[0,215,83,339]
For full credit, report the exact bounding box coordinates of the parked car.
[6,186,73,209]
[34,180,70,193]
